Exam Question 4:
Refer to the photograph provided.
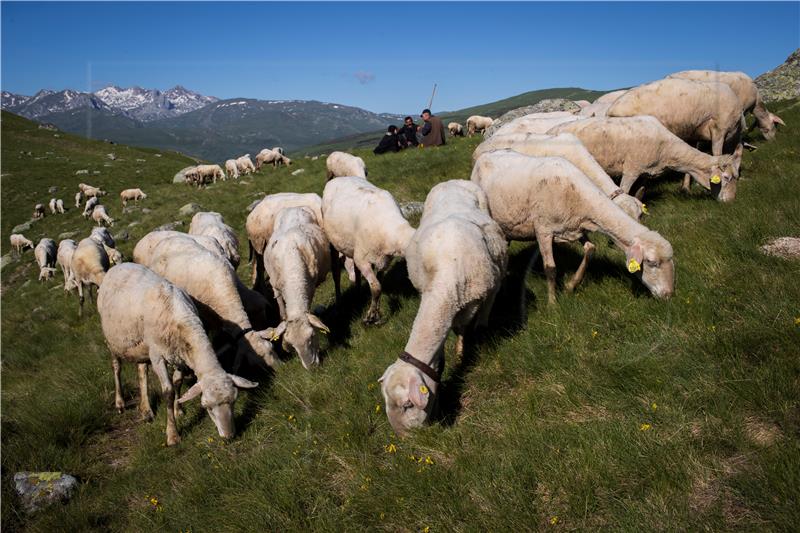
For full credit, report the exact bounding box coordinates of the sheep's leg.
[536,232,558,305]
[151,355,180,446]
[137,363,154,421]
[682,143,702,192]
[330,246,342,303]
[711,130,725,157]
[172,368,184,418]
[77,282,85,317]
[356,260,382,324]
[454,331,465,360]
[565,239,596,293]
[477,284,500,329]
[112,357,125,413]
[619,172,640,195]
[275,292,287,321]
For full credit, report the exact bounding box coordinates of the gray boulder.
[484,99,581,138]
[1,254,13,270]
[57,231,78,240]
[156,221,184,232]
[761,237,800,259]
[113,230,130,242]
[48,186,59,193]
[14,472,78,514]
[400,201,424,220]
[173,166,196,184]
[179,203,202,217]
[291,168,306,176]
[12,221,33,233]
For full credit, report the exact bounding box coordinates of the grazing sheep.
[57,239,78,291]
[448,122,465,136]
[83,186,107,198]
[75,191,83,208]
[380,180,507,436]
[184,167,202,186]
[69,237,110,314]
[10,233,34,254]
[472,150,675,303]
[188,212,240,268]
[34,238,57,281]
[225,159,239,180]
[56,199,65,214]
[78,183,96,193]
[322,177,414,324]
[491,112,581,137]
[256,149,291,169]
[236,155,256,175]
[578,91,628,118]
[325,151,367,180]
[607,78,742,156]
[82,196,99,218]
[549,116,743,202]
[666,70,784,141]
[97,263,258,445]
[466,115,494,136]
[90,227,122,265]
[593,89,628,105]
[273,147,285,155]
[246,192,323,292]
[142,235,278,370]
[49,198,57,215]
[33,204,45,219]
[91,204,115,227]
[120,188,147,206]
[264,207,332,369]
[196,164,226,183]
[473,132,644,220]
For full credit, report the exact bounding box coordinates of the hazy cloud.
[354,71,376,85]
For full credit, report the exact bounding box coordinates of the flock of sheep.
[183,147,292,187]
[8,68,785,443]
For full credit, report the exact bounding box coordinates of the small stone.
[291,168,306,176]
[154,154,162,158]
[75,169,88,175]
[173,166,196,184]
[1,254,13,270]
[311,156,319,161]
[400,201,424,220]
[12,221,32,233]
[128,221,141,228]
[246,199,261,212]
[107,153,116,160]
[57,231,78,240]
[14,472,79,514]
[156,221,184,231]
[113,230,130,241]
[179,203,202,216]
[48,186,59,193]
[760,236,800,259]
[92,171,101,175]
[141,208,152,214]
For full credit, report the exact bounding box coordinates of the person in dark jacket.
[418,109,446,147]
[373,125,401,155]
[397,116,419,147]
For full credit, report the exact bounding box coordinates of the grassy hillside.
[2,101,799,531]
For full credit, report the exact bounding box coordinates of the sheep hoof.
[362,312,383,326]
[141,410,155,422]
[166,435,181,447]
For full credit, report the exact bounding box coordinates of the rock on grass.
[14,472,78,513]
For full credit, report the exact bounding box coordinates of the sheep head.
[625,230,674,299]
[239,329,279,368]
[177,372,257,439]
[711,144,743,203]
[379,361,438,437]
[758,112,785,141]
[267,313,329,370]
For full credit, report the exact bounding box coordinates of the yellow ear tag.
[271,333,281,341]
[627,259,641,273]
[419,385,429,395]
[710,175,721,184]
[641,203,649,215]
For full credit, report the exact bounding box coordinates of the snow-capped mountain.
[1,91,31,109]
[94,85,218,121]
[3,89,114,119]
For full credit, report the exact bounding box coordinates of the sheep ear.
[177,382,203,404]
[770,113,785,127]
[634,186,646,201]
[306,313,330,334]
[626,239,644,264]
[228,374,258,389]
[408,373,430,410]
[732,144,744,174]
[264,322,287,342]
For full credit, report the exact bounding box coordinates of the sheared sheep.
[82,196,99,218]
[473,132,644,220]
[549,116,743,202]
[56,199,65,214]
[69,237,110,315]
[491,112,581,137]
[448,122,464,136]
[10,233,34,254]
[325,151,367,180]
[236,155,256,175]
[34,238,57,281]
[466,115,494,136]
[273,147,285,155]
[91,204,114,227]
[472,150,675,303]
[196,164,226,183]
[184,167,202,187]
[97,262,258,446]
[380,180,507,436]
[120,188,147,206]
[49,198,58,215]
[322,176,414,324]
[264,206,332,369]
[225,159,239,180]
[57,239,78,291]
[188,211,240,268]
[75,191,83,208]
[78,183,96,193]
[83,186,107,198]
[90,227,122,265]
[33,204,45,219]
[256,149,291,169]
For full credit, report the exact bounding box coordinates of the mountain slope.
[755,48,800,102]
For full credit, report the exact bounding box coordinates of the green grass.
[2,101,800,531]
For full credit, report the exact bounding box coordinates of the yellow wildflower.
[591,329,598,338]
[385,443,397,454]
[288,414,296,422]
[651,402,657,412]
[627,258,641,273]
[379,512,385,520]
[794,316,800,326]
[550,516,559,525]
[422,527,430,533]
[207,437,214,443]
[375,404,381,414]
[425,456,434,465]
[368,382,376,390]
[640,423,652,431]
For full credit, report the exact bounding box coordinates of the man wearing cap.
[417,108,446,147]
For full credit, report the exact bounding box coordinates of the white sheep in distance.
[82,196,99,218]
[246,192,323,292]
[97,262,258,446]
[472,150,675,303]
[256,149,291,169]
[466,115,494,136]
[10,234,34,255]
[57,239,78,291]
[196,164,226,183]
[91,204,115,227]
[666,70,784,141]
[236,155,256,175]
[49,198,57,215]
[78,183,96,193]
[549,116,743,202]
[225,159,239,180]
[56,199,65,214]
[83,186,107,198]
[120,188,147,206]
[75,191,83,208]
[448,122,464,136]
[264,207,332,369]
[188,211,240,268]
[142,235,279,371]
[326,151,367,180]
[33,204,45,219]
[183,167,202,187]
[322,176,414,324]
[272,147,285,155]
[69,237,110,315]
[380,180,507,436]
[34,238,57,281]
[473,132,644,220]
[491,112,581,137]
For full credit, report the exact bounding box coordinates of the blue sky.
[2,2,798,114]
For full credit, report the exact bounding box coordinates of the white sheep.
[134,230,225,265]
[448,122,464,136]
[236,155,256,175]
[184,167,202,187]
[56,199,65,214]
[10,233,34,254]
[69,237,110,314]
[49,198,57,215]
[75,191,83,208]
[91,204,115,227]
[120,188,147,206]
[325,151,367,180]
[33,204,45,219]
[188,211,240,268]
[225,159,239,180]
[57,239,78,291]
[273,147,285,155]
[549,116,744,202]
[473,132,644,220]
[490,111,581,137]
[83,186,107,198]
[264,206,332,369]
[256,149,291,169]
[82,196,99,218]
[78,183,96,193]
[472,150,675,303]
[90,227,122,265]
[466,115,494,136]
[380,180,507,436]
[196,164,226,183]
[97,262,258,445]
[322,177,414,324]
[34,238,57,281]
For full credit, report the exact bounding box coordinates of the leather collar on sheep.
[398,351,441,383]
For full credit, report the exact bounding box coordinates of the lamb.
[491,112,581,137]
[225,159,239,180]
[34,238,57,281]
[91,204,115,226]
[196,164,226,183]
[56,199,65,214]
[83,186,107,198]
[666,70,784,141]
[466,115,494,136]
[379,180,507,436]
[82,196,99,218]
[33,204,45,219]
[473,132,644,220]
[57,239,78,290]
[75,191,83,208]
[325,151,367,180]
[549,116,743,202]
[256,149,291,169]
[140,235,278,370]
[471,150,675,303]
[448,122,465,136]
[10,233,34,254]
[69,237,110,314]
[264,207,332,369]
[322,177,415,324]
[49,198,58,214]
[188,211,240,268]
[120,188,147,206]
[90,227,122,265]
[607,78,742,156]
[97,263,258,445]
[246,192,323,292]
[236,155,256,175]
